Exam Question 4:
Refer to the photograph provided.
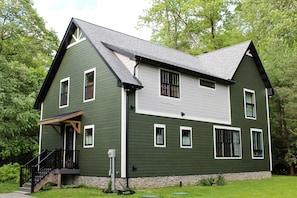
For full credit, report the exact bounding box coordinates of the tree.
[138,0,245,54]
[0,0,59,164]
[0,0,58,68]
[236,0,297,175]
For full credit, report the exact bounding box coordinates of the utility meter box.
[107,149,116,158]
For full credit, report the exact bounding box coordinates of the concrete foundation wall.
[72,171,271,189]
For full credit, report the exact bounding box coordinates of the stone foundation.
[72,171,271,189]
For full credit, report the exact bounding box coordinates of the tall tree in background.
[138,0,244,54]
[0,0,59,164]
[237,0,297,175]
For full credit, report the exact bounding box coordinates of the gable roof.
[34,18,273,109]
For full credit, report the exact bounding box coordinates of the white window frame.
[213,125,242,159]
[83,68,96,102]
[154,124,166,148]
[180,126,192,148]
[244,88,257,120]
[59,77,70,108]
[83,125,95,148]
[250,128,264,159]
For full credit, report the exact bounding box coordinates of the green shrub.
[199,175,226,186]
[216,175,226,186]
[0,163,20,183]
[199,177,216,186]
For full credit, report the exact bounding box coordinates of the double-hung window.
[84,68,96,102]
[180,126,192,148]
[214,126,241,159]
[160,70,180,98]
[59,77,70,108]
[84,125,94,148]
[244,89,256,119]
[154,124,166,147]
[250,128,264,159]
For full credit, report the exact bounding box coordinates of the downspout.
[125,88,130,188]
[126,58,141,188]
[133,58,141,76]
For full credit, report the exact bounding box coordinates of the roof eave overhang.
[136,56,234,85]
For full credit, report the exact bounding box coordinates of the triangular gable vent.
[67,28,86,48]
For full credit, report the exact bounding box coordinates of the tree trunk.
[289,164,295,176]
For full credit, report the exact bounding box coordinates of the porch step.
[19,186,31,194]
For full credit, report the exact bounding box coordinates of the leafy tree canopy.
[0,0,59,164]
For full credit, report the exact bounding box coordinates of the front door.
[63,125,76,168]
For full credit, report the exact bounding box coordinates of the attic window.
[200,79,215,89]
[67,28,86,48]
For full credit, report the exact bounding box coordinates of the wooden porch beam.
[64,120,81,134]
[51,125,61,134]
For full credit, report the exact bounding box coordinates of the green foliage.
[199,175,226,186]
[0,0,59,163]
[216,175,226,186]
[0,163,20,183]
[138,0,245,54]
[199,177,216,186]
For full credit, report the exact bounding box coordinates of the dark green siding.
[42,40,122,177]
[127,55,270,177]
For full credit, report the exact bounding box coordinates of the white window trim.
[199,78,216,90]
[213,125,242,159]
[250,128,264,159]
[180,126,192,149]
[83,125,95,148]
[243,88,257,120]
[154,124,166,148]
[83,68,96,103]
[159,68,181,100]
[59,77,70,108]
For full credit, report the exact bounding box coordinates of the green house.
[22,18,274,192]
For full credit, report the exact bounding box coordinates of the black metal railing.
[20,149,79,193]
[20,149,48,188]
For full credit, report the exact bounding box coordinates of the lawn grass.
[1,175,296,197]
[31,175,297,198]
[0,183,19,193]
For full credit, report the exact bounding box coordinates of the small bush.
[216,175,226,186]
[0,163,20,183]
[199,175,226,186]
[199,177,216,186]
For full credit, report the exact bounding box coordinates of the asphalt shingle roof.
[34,18,273,109]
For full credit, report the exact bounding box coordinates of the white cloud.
[33,0,151,41]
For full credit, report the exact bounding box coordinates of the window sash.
[161,70,180,98]
[215,129,240,158]
[84,69,95,101]
[156,127,164,145]
[182,130,191,146]
[84,125,94,148]
[60,78,69,107]
[244,89,256,119]
[252,131,263,157]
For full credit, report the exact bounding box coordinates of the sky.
[33,0,152,41]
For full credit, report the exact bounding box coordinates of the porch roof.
[38,110,83,133]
